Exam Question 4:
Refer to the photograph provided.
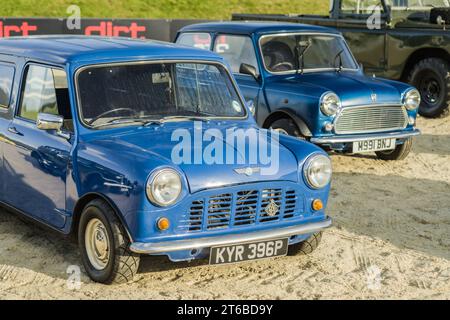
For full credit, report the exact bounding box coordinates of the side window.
[177,33,212,50]
[213,35,259,75]
[341,0,384,15]
[19,65,70,123]
[0,64,15,109]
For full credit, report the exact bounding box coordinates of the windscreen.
[260,34,358,73]
[386,0,450,8]
[77,62,246,128]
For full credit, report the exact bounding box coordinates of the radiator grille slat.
[179,188,300,232]
[335,105,408,134]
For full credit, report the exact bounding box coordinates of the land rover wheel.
[375,138,413,161]
[270,118,306,140]
[408,58,450,118]
[288,232,322,256]
[78,199,140,284]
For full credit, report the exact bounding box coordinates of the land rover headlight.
[146,168,182,206]
[320,92,341,116]
[403,89,421,110]
[303,154,332,189]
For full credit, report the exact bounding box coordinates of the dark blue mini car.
[176,22,421,160]
[0,36,332,283]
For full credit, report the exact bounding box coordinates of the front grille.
[178,188,300,233]
[334,105,408,135]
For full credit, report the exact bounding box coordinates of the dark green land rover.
[234,0,450,118]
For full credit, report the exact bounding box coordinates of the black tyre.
[270,118,305,140]
[408,58,450,118]
[375,138,413,161]
[78,199,140,284]
[288,232,322,256]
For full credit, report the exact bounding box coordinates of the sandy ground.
[0,116,449,300]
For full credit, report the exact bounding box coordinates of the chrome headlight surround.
[303,154,332,190]
[320,91,342,117]
[146,168,182,207]
[403,88,421,111]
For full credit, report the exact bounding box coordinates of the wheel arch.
[262,109,313,137]
[70,192,133,242]
[401,48,450,81]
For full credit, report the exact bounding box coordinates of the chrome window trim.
[0,62,16,110]
[73,59,249,130]
[213,33,261,76]
[333,104,408,135]
[176,32,213,50]
[16,62,68,124]
[258,32,360,75]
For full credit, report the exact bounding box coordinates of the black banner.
[0,18,209,41]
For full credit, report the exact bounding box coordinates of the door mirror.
[37,113,64,131]
[359,63,364,73]
[239,63,259,81]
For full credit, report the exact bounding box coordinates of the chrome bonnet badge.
[234,167,261,176]
[371,93,377,102]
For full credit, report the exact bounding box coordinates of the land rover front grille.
[178,188,300,233]
[334,105,408,135]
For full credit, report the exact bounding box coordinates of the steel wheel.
[85,218,110,270]
[408,58,450,118]
[419,73,442,107]
[79,199,140,284]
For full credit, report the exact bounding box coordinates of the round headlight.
[403,89,421,110]
[303,154,332,189]
[320,92,341,116]
[146,168,182,206]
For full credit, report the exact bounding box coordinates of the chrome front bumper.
[310,129,421,144]
[129,217,332,254]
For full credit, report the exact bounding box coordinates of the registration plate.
[352,138,396,153]
[209,238,289,265]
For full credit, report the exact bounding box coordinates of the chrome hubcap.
[85,218,110,270]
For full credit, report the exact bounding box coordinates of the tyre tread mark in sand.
[352,245,373,271]
[0,265,19,281]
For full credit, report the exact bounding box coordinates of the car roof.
[179,21,339,36]
[0,35,223,65]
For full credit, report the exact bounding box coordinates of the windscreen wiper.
[160,115,210,123]
[92,117,152,129]
[295,39,312,74]
[142,119,164,127]
[334,49,344,72]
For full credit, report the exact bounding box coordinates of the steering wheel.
[87,108,138,125]
[271,62,295,72]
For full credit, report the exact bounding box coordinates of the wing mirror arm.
[359,63,364,72]
[37,113,71,140]
[239,63,261,82]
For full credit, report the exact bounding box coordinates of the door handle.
[8,126,22,135]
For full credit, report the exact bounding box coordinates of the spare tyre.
[430,7,450,24]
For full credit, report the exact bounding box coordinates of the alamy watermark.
[66,265,81,290]
[366,5,382,30]
[66,5,81,30]
[366,265,382,290]
[171,122,281,176]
